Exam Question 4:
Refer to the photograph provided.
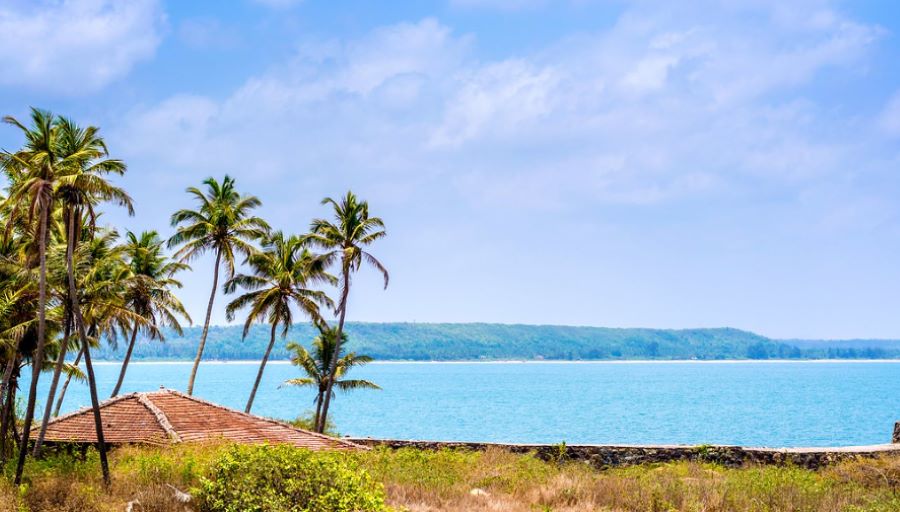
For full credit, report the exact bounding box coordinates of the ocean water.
[35,361,900,447]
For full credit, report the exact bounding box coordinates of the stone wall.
[347,438,900,471]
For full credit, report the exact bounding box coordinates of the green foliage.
[195,444,386,512]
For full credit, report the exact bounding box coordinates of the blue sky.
[1,0,899,339]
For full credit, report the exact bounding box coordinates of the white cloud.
[115,3,886,213]
[429,59,559,148]
[0,0,164,95]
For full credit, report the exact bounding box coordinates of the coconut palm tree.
[0,108,65,484]
[224,231,333,413]
[110,231,191,397]
[306,191,388,433]
[168,176,269,395]
[27,116,133,482]
[282,326,379,429]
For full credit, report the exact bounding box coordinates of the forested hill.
[93,323,900,361]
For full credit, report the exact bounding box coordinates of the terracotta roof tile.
[38,388,361,451]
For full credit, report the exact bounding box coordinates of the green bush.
[195,444,386,512]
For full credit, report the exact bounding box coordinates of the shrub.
[195,444,386,512]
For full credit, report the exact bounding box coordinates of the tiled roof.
[38,388,361,451]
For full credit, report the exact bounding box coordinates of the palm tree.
[29,116,133,483]
[224,231,333,413]
[110,231,191,397]
[306,191,388,433]
[282,326,379,429]
[168,176,269,395]
[0,108,63,484]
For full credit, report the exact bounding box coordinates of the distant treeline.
[93,323,900,361]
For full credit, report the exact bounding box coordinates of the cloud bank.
[0,0,164,94]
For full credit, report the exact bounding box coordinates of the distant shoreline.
[91,358,900,365]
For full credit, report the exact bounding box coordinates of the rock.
[166,484,192,503]
[470,488,490,497]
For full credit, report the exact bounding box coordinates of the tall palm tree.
[225,231,333,413]
[0,108,63,484]
[29,117,133,483]
[168,176,269,395]
[307,191,388,433]
[110,231,191,397]
[282,326,379,428]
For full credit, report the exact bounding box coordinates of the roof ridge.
[39,392,140,429]
[137,393,182,443]
[156,388,363,449]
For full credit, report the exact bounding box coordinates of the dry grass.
[360,447,900,512]
[1,444,899,511]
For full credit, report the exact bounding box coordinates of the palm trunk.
[317,265,350,433]
[78,327,109,484]
[0,356,15,420]
[313,389,324,429]
[54,346,82,418]
[64,213,110,485]
[32,311,72,456]
[14,205,50,485]
[110,323,139,398]
[187,248,221,395]
[245,322,278,413]
[0,359,18,464]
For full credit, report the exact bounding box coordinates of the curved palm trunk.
[110,324,139,397]
[317,266,350,433]
[64,214,110,485]
[14,205,50,485]
[53,346,82,418]
[32,313,72,456]
[187,248,221,395]
[246,322,278,413]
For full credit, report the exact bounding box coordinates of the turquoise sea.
[36,361,900,447]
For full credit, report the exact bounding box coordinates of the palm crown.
[225,231,334,337]
[308,191,389,298]
[122,230,191,340]
[282,325,379,426]
[168,175,269,277]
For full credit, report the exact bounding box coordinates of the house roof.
[38,388,361,451]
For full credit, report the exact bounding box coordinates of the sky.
[0,0,899,339]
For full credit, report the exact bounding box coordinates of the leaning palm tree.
[306,191,388,433]
[168,176,269,395]
[224,231,333,413]
[282,326,379,429]
[110,231,191,397]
